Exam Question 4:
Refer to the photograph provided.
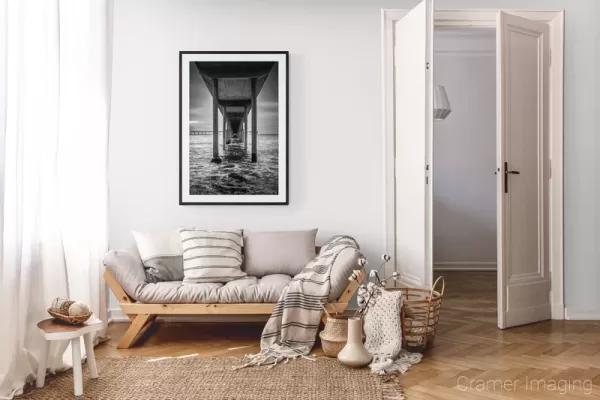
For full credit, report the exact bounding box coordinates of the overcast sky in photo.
[189,62,279,135]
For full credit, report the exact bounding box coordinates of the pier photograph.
[179,52,288,205]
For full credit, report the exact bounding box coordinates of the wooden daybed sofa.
[103,246,364,349]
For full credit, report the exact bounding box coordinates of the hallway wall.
[433,29,497,270]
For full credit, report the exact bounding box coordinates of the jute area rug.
[19,357,405,400]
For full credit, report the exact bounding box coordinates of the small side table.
[37,316,104,397]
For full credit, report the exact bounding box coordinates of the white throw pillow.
[178,228,246,284]
[132,230,183,282]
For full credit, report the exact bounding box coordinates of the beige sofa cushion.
[328,246,362,301]
[103,239,361,303]
[243,229,317,277]
[135,275,291,304]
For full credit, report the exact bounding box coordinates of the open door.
[394,0,434,289]
[497,12,551,328]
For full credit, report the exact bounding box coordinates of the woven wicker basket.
[47,308,92,325]
[386,276,445,353]
[319,315,349,357]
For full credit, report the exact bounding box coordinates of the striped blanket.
[238,235,360,368]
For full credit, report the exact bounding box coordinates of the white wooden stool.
[37,316,104,397]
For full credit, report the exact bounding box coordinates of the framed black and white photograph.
[179,51,288,205]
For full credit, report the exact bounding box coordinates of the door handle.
[504,162,520,193]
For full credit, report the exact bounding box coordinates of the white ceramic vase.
[337,316,372,368]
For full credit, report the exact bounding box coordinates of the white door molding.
[381,10,408,283]
[391,0,434,290]
[381,9,564,319]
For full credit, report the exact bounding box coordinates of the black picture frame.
[179,51,289,205]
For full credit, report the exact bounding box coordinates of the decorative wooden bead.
[51,297,69,311]
[52,297,75,314]
[60,301,76,315]
[68,302,90,317]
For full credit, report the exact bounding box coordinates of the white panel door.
[497,12,551,328]
[394,0,434,289]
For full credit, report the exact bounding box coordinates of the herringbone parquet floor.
[97,271,600,399]
[404,272,600,399]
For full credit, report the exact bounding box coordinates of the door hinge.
[426,61,430,70]
[426,164,430,184]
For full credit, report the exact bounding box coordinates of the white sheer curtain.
[0,1,112,398]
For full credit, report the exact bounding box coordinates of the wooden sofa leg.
[117,314,157,349]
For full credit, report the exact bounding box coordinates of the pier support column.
[244,113,248,152]
[251,78,258,163]
[222,107,226,152]
[211,78,221,163]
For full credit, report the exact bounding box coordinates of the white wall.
[110,0,600,316]
[433,29,496,270]
[108,0,400,312]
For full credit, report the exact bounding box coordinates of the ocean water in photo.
[189,134,279,195]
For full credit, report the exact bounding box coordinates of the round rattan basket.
[386,276,445,353]
[47,308,92,325]
[319,315,349,357]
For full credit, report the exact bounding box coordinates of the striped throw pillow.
[178,228,246,284]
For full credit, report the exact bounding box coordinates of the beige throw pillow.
[242,229,318,277]
[179,228,246,284]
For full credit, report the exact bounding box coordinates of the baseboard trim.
[434,261,497,271]
[551,303,565,320]
[107,307,271,323]
[108,308,127,323]
[565,307,600,320]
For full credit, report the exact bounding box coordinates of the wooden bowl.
[47,308,92,325]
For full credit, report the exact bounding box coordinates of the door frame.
[382,9,565,320]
